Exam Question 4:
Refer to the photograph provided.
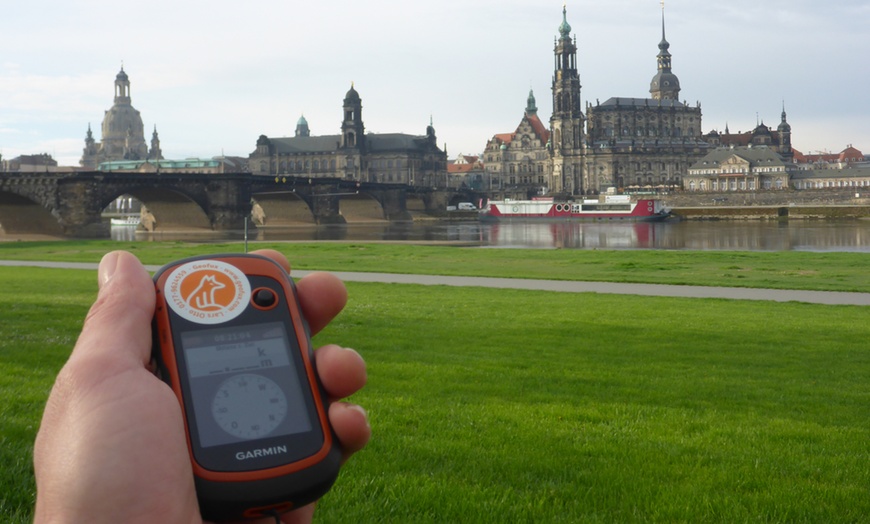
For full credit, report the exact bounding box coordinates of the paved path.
[2,260,868,306]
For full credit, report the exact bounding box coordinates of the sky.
[2,0,868,167]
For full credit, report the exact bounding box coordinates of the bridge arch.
[339,192,387,222]
[0,190,62,236]
[106,186,211,231]
[250,191,316,226]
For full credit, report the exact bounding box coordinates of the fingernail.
[348,404,370,429]
[98,251,122,288]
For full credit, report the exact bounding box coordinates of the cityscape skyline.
[1,0,868,167]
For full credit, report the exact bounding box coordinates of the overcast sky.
[2,0,868,166]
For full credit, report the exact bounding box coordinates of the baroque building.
[704,105,793,162]
[685,145,789,192]
[583,8,709,192]
[80,67,164,169]
[249,85,447,186]
[483,89,551,194]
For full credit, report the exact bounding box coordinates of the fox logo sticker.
[164,260,251,324]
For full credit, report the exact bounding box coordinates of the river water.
[109,220,870,253]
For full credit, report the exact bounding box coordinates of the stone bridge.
[0,172,471,237]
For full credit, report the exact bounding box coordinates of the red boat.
[480,195,669,222]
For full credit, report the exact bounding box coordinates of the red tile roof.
[526,114,550,144]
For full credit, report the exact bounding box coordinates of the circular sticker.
[164,259,251,325]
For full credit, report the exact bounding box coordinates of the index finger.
[250,249,347,336]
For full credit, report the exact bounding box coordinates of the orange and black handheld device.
[152,254,341,521]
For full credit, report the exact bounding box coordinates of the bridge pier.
[205,179,252,230]
[56,179,110,237]
[380,189,413,221]
[422,190,452,215]
[310,189,346,224]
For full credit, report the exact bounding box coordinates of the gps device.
[151,254,341,521]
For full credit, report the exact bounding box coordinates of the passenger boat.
[110,215,141,227]
[480,195,669,222]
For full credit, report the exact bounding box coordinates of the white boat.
[110,216,141,227]
[480,195,670,222]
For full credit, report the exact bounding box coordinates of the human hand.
[33,250,370,524]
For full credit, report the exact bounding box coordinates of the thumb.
[69,251,156,371]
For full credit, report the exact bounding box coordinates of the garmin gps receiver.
[151,254,340,521]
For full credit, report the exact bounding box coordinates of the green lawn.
[1,261,868,522]
[1,240,869,292]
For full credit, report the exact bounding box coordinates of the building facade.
[583,9,709,193]
[249,85,447,186]
[685,146,790,192]
[80,67,164,169]
[483,90,551,195]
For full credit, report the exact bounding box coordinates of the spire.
[526,88,538,116]
[649,2,680,100]
[660,1,666,42]
[559,2,571,39]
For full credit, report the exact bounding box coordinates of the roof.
[794,146,864,164]
[791,167,870,180]
[689,146,786,171]
[265,133,436,155]
[526,113,551,144]
[596,97,687,109]
[493,132,514,145]
[96,158,224,171]
[447,162,484,174]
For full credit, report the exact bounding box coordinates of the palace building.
[483,89,551,195]
[80,67,164,169]
[249,85,447,186]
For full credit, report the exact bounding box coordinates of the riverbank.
[664,188,870,220]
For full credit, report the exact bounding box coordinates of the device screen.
[180,321,313,449]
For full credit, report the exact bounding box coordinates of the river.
[108,219,870,253]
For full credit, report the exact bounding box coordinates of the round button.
[252,288,276,308]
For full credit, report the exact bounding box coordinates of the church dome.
[297,114,308,126]
[649,71,680,98]
[345,84,360,102]
[115,67,129,82]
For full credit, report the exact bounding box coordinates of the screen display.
[180,321,313,449]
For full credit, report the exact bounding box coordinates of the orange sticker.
[164,260,251,324]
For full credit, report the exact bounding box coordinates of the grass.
[1,261,868,522]
[0,240,869,292]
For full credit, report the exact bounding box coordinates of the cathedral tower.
[549,4,585,194]
[649,5,681,100]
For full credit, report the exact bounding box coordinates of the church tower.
[149,125,163,160]
[777,102,793,160]
[649,5,681,100]
[341,84,365,150]
[549,4,585,194]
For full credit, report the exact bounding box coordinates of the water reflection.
[110,220,870,253]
